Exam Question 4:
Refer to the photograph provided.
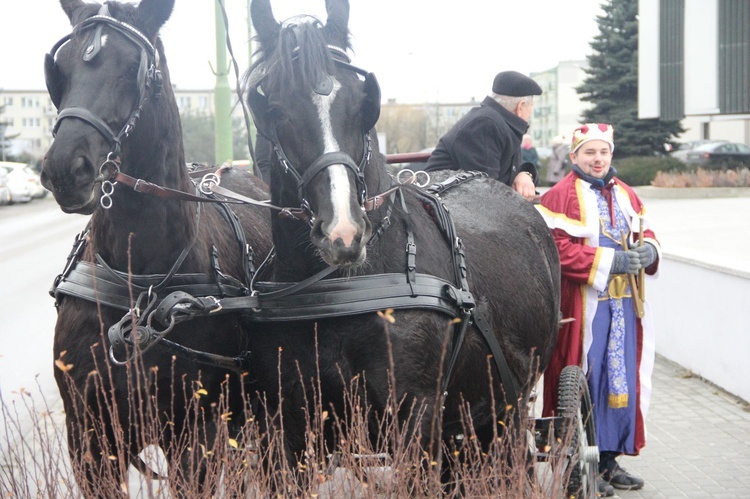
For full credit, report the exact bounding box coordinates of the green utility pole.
[247,0,257,153]
[214,0,232,165]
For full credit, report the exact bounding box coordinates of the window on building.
[198,96,208,109]
[3,97,12,106]
[719,0,750,113]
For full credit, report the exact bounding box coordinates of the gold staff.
[620,233,645,318]
[638,217,646,302]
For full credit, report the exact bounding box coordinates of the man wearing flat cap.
[425,70,542,200]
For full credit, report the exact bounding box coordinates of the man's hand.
[512,172,536,201]
[629,242,657,267]
[611,250,642,275]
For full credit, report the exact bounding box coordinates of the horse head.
[248,0,381,268]
[41,0,176,214]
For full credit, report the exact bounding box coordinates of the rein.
[96,158,414,224]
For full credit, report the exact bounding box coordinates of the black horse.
[41,0,271,495]
[243,0,561,477]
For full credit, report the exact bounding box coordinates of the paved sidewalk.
[616,355,750,498]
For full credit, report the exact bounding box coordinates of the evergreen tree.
[181,113,215,164]
[578,0,684,158]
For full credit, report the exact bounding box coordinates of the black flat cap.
[492,71,542,96]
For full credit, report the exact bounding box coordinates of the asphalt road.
[0,197,86,430]
[0,195,88,403]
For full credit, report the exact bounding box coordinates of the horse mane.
[254,19,336,99]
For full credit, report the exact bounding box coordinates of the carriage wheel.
[556,365,599,499]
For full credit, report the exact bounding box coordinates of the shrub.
[1,347,584,497]
[652,167,750,187]
[613,156,687,186]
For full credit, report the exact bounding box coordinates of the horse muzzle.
[311,215,372,268]
[42,154,101,214]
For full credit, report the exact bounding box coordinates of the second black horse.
[241,0,562,477]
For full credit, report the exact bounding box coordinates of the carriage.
[42,0,598,496]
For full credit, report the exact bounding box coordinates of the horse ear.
[251,0,281,51]
[60,0,85,22]
[45,53,63,109]
[324,0,350,48]
[135,0,175,38]
[362,72,381,133]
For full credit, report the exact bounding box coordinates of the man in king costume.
[537,124,661,492]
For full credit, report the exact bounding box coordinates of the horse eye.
[269,106,286,121]
[120,63,140,82]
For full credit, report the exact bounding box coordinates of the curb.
[633,186,750,199]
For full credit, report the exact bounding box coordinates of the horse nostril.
[71,157,93,187]
[311,218,329,241]
[40,170,52,190]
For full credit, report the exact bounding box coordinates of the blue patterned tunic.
[588,190,641,454]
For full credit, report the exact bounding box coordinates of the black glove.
[611,250,641,275]
[629,242,657,267]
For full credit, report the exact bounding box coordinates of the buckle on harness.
[444,285,475,310]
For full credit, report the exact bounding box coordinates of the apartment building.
[638,0,750,143]
[530,60,591,148]
[0,87,238,160]
[0,90,56,160]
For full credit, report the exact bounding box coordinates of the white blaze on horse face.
[311,78,360,248]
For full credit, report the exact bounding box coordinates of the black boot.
[600,451,644,491]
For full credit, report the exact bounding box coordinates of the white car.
[0,161,47,201]
[0,168,11,205]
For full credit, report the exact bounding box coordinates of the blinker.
[82,2,111,62]
[314,74,334,96]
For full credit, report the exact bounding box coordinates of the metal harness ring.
[397,168,431,188]
[199,173,221,195]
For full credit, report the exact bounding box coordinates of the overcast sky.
[2,0,604,103]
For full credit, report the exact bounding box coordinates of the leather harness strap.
[177,273,462,322]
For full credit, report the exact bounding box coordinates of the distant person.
[254,132,273,184]
[521,134,540,171]
[545,134,570,186]
[425,71,542,201]
[537,123,661,495]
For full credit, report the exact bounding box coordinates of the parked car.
[670,139,727,161]
[684,142,750,169]
[0,164,32,203]
[0,161,47,200]
[0,168,11,205]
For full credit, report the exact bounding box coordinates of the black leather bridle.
[44,3,163,160]
[247,41,379,221]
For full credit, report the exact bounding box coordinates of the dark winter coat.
[425,96,536,184]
